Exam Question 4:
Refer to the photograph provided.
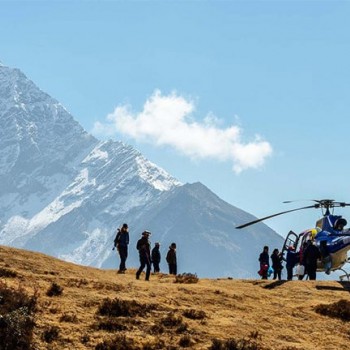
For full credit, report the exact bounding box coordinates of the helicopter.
[236,199,350,280]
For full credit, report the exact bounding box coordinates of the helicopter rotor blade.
[236,205,318,229]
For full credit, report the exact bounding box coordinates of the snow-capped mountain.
[0,63,283,278]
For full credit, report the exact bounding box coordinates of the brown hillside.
[1,245,350,350]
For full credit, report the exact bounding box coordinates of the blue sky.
[2,1,350,237]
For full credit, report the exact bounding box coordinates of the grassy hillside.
[1,245,350,350]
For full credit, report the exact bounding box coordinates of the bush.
[160,312,188,333]
[183,309,206,320]
[174,273,199,284]
[42,326,60,343]
[0,281,37,350]
[315,299,350,321]
[161,312,184,328]
[0,267,17,278]
[46,282,63,297]
[59,312,78,323]
[209,332,262,350]
[95,334,137,350]
[142,339,166,350]
[97,298,151,318]
[179,335,193,347]
[95,317,128,331]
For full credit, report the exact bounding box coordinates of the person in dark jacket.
[136,231,152,281]
[166,243,177,275]
[151,242,161,273]
[258,246,270,279]
[286,245,298,280]
[114,223,129,274]
[271,248,283,280]
[303,240,321,280]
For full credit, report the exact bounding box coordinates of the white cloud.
[92,90,272,173]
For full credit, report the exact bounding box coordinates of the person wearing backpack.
[136,231,152,281]
[258,246,270,280]
[113,223,129,274]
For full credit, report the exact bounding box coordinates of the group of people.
[258,239,329,281]
[113,223,178,281]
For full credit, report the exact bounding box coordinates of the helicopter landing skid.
[338,268,350,281]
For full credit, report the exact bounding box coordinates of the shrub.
[161,312,184,328]
[142,339,166,350]
[315,299,350,321]
[179,335,193,347]
[174,273,199,284]
[81,334,90,344]
[150,323,165,334]
[183,309,206,320]
[95,317,128,331]
[59,312,78,323]
[97,298,151,318]
[0,267,17,278]
[42,326,60,343]
[95,334,137,350]
[208,332,262,350]
[160,312,188,333]
[0,281,37,350]
[46,282,63,297]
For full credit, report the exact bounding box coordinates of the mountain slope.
[110,182,283,278]
[1,245,350,350]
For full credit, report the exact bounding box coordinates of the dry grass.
[0,245,350,349]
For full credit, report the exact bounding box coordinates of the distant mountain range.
[0,63,283,278]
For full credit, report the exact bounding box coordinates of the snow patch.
[135,156,181,191]
[83,143,109,163]
[59,227,108,266]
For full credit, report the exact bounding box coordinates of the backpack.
[114,230,121,247]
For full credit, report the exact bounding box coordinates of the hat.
[142,230,151,236]
[155,242,160,246]
[170,242,176,248]
[334,218,347,229]
[122,223,128,229]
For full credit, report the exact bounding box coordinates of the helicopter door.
[281,230,299,262]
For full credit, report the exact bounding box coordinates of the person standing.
[271,248,283,280]
[166,243,177,275]
[114,223,129,274]
[136,231,152,281]
[303,240,321,280]
[258,246,270,280]
[286,245,298,280]
[151,242,161,273]
[297,241,309,280]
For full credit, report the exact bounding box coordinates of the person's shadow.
[263,280,289,289]
[315,281,350,292]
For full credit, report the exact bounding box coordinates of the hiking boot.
[136,275,140,280]
[117,270,124,274]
